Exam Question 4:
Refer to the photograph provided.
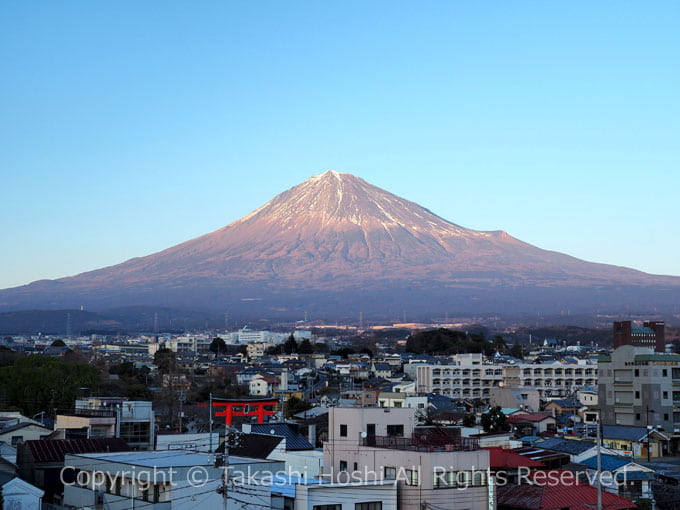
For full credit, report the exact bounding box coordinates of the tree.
[51,339,66,347]
[153,348,176,373]
[480,406,510,434]
[359,347,374,358]
[462,414,477,427]
[0,355,100,416]
[509,343,524,360]
[297,338,314,354]
[285,396,312,418]
[283,334,298,355]
[210,337,227,356]
[492,335,507,354]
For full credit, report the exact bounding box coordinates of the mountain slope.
[1,171,679,317]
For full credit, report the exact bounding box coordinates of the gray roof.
[536,438,595,455]
[248,423,313,451]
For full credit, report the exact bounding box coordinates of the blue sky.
[1,1,679,289]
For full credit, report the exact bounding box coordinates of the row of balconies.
[431,369,502,377]
[521,368,595,376]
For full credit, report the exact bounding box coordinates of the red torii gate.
[211,398,278,427]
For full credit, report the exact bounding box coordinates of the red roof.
[484,447,544,469]
[507,413,554,423]
[497,470,636,510]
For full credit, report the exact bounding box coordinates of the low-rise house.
[507,413,556,436]
[534,437,617,464]
[1,477,44,510]
[371,362,393,378]
[17,438,130,502]
[225,430,323,478]
[0,422,51,446]
[600,425,670,458]
[580,453,655,501]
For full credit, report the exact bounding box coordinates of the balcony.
[362,434,479,452]
[57,408,117,418]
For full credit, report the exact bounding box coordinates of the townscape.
[3,2,679,510]
[1,319,680,510]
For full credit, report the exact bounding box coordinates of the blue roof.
[537,438,596,455]
[518,435,541,444]
[602,425,649,441]
[581,454,634,471]
[248,423,314,450]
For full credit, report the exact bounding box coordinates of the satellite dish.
[360,431,367,438]
[270,429,276,435]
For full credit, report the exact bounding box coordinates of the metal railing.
[362,434,479,452]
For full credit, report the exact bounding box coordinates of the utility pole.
[596,419,602,510]
[209,393,213,452]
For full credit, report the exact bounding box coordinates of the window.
[355,502,382,510]
[315,506,341,510]
[635,391,640,399]
[663,369,668,377]
[665,413,670,421]
[636,413,641,421]
[405,468,419,486]
[339,460,348,472]
[119,422,150,444]
[635,369,639,377]
[10,436,22,446]
[384,467,396,480]
[664,391,669,399]
[353,462,358,471]
[386,424,404,437]
[340,424,347,437]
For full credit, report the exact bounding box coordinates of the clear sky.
[1,1,679,290]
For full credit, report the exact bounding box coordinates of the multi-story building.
[598,345,680,439]
[246,342,275,358]
[415,354,596,401]
[613,320,665,352]
[323,407,491,510]
[55,397,155,450]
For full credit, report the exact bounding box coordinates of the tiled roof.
[536,438,595,455]
[602,425,649,441]
[507,413,553,423]
[580,454,634,471]
[497,471,636,510]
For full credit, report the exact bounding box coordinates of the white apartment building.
[416,354,597,400]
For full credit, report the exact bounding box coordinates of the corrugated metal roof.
[249,423,313,451]
[24,438,130,463]
[224,433,283,459]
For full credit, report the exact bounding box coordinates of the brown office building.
[613,320,666,352]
